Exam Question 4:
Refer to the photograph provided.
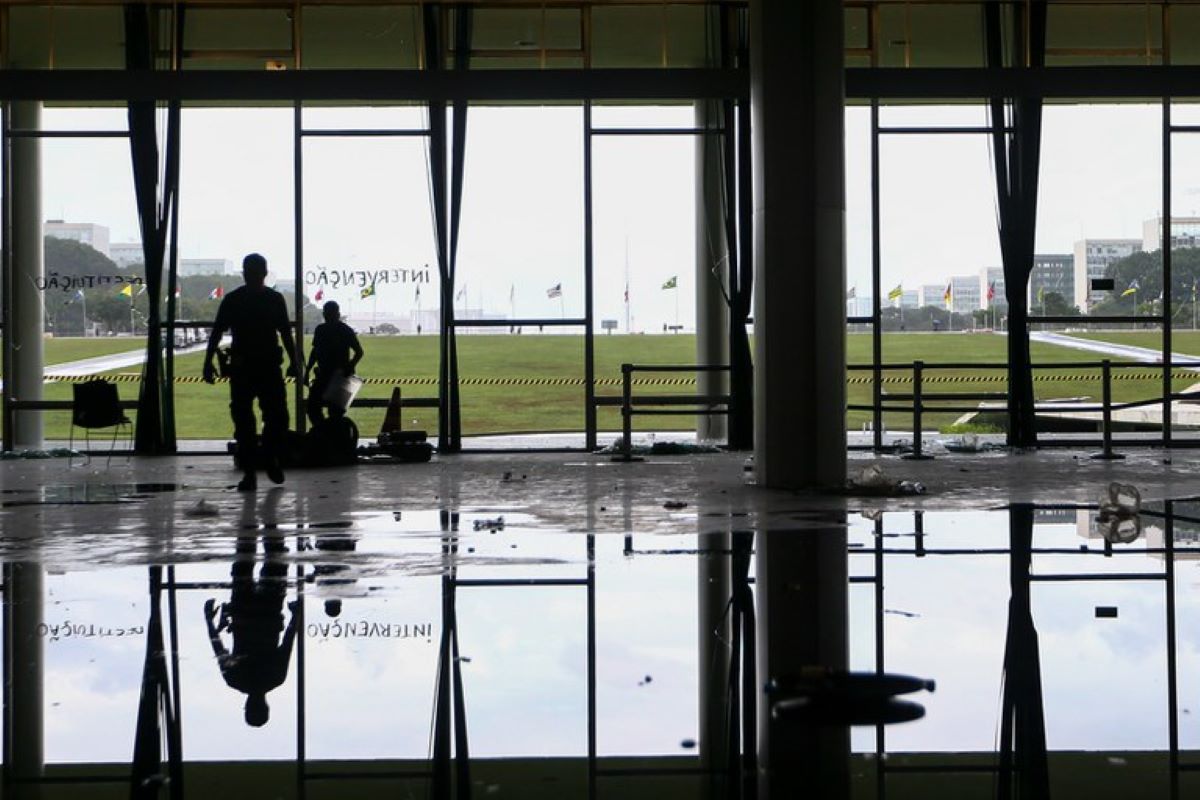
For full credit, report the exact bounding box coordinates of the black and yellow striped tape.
[43,369,1200,388]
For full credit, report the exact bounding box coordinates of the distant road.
[45,342,207,379]
[1029,331,1200,372]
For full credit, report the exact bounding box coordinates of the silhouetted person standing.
[304,300,363,428]
[204,253,299,491]
[204,490,298,727]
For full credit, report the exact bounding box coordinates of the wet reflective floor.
[2,452,1200,798]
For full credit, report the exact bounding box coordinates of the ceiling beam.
[848,66,1200,100]
[0,67,747,101]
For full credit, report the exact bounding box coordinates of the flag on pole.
[1037,286,1045,304]
[509,284,515,303]
[415,284,421,301]
[887,284,903,301]
[661,276,677,290]
[943,282,953,309]
[846,286,857,300]
[986,281,995,302]
[360,283,376,300]
[120,284,134,298]
[314,288,324,302]
[65,289,84,305]
[137,284,147,296]
[456,284,466,301]
[623,283,629,303]
[209,285,224,300]
[546,283,563,299]
[1121,279,1140,297]
[173,285,181,299]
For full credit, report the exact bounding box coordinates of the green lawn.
[24,331,1191,439]
[43,337,151,365]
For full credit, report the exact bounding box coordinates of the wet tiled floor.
[2,449,1200,797]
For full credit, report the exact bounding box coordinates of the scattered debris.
[1095,482,1142,544]
[845,465,926,497]
[184,499,219,518]
[663,500,688,510]
[883,608,920,619]
[0,448,79,460]
[473,516,505,532]
[680,739,697,750]
[599,439,722,456]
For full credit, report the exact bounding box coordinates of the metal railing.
[593,363,731,461]
[848,358,1200,458]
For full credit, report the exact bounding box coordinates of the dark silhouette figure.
[205,490,298,727]
[203,253,299,491]
[304,300,363,428]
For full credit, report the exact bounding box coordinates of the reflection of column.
[11,102,45,449]
[6,562,45,794]
[750,0,845,488]
[697,531,731,770]
[695,100,730,442]
[755,521,849,799]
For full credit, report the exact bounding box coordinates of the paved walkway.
[44,342,206,379]
[1030,331,1200,369]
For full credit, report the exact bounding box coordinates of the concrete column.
[750,0,846,488]
[11,101,45,449]
[7,562,45,796]
[755,523,849,799]
[695,101,730,443]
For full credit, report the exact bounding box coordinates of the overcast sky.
[40,102,1192,325]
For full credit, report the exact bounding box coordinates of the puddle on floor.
[0,501,1197,797]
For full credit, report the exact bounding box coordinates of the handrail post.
[903,360,933,460]
[1092,359,1125,461]
[612,363,643,462]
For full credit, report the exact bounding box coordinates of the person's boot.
[237,472,257,491]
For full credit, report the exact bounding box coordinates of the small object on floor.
[473,516,505,532]
[663,500,687,510]
[184,499,219,518]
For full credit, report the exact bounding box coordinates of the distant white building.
[900,290,919,309]
[981,267,1006,310]
[45,220,110,257]
[949,275,980,315]
[110,242,143,268]
[919,284,946,308]
[180,258,233,277]
[1142,216,1200,252]
[1030,253,1074,308]
[1074,238,1141,310]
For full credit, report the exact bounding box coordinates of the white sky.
[39,102,1199,322]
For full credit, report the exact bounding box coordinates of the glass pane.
[457,106,584,324]
[301,129,440,437]
[175,108,296,440]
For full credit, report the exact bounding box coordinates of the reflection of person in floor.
[205,494,298,727]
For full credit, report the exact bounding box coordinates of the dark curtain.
[425,5,470,453]
[997,505,1050,799]
[130,566,182,800]
[986,3,1047,448]
[432,509,471,800]
[125,4,181,454]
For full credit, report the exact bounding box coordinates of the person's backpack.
[306,416,359,466]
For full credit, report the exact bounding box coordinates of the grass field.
[22,331,1194,440]
[43,337,153,365]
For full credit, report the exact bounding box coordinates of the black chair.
[69,379,132,467]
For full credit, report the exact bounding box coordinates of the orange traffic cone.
[379,387,403,436]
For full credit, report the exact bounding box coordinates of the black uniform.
[306,319,361,427]
[213,285,291,469]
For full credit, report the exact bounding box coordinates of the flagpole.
[624,238,631,334]
[81,293,87,337]
[674,284,679,330]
